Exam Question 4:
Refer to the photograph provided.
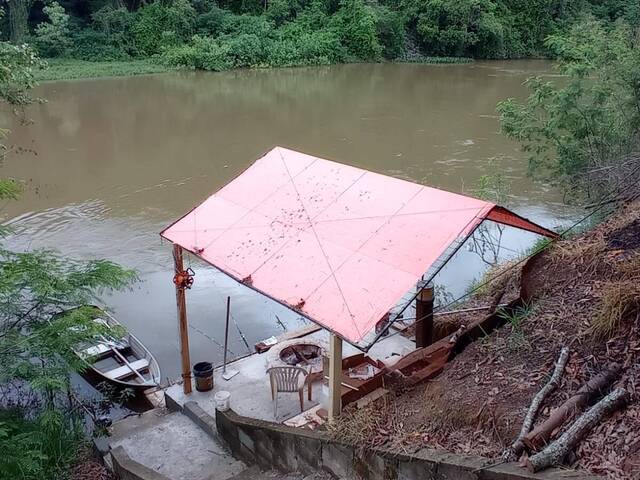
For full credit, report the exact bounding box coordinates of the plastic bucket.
[193,362,214,392]
[214,391,231,411]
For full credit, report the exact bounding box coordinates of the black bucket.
[193,361,214,392]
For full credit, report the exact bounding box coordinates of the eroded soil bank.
[332,201,640,479]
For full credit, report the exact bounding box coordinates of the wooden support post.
[415,283,434,348]
[173,244,192,395]
[328,333,343,420]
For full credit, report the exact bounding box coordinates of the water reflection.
[1,61,577,380]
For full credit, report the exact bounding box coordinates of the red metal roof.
[161,147,556,348]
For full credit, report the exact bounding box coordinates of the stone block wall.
[215,408,596,480]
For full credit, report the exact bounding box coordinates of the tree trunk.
[502,346,570,461]
[523,364,621,451]
[111,0,126,9]
[7,0,31,44]
[526,388,629,473]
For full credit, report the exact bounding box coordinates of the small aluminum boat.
[72,307,161,391]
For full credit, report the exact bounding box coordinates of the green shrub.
[133,0,196,55]
[373,6,405,59]
[67,29,131,61]
[263,36,301,66]
[34,2,72,57]
[474,9,507,58]
[0,409,83,480]
[296,0,331,30]
[91,6,134,36]
[266,0,295,25]
[330,0,382,60]
[415,0,516,58]
[196,6,234,36]
[498,20,640,197]
[226,33,265,67]
[162,35,233,71]
[297,29,346,64]
[224,14,275,37]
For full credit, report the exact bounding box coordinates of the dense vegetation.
[1,0,638,74]
[0,35,136,479]
[499,19,640,201]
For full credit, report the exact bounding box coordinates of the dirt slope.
[332,202,640,479]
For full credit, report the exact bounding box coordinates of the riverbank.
[331,200,640,478]
[34,59,171,82]
[33,56,475,82]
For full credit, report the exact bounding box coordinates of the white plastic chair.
[266,366,309,417]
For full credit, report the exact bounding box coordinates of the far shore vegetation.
[1,0,638,80]
[34,57,170,81]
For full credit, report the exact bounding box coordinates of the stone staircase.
[103,406,331,480]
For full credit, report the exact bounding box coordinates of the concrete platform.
[165,329,414,423]
[109,410,246,480]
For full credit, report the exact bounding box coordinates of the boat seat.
[82,343,111,358]
[82,343,130,360]
[104,359,149,380]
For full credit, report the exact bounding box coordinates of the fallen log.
[526,388,629,473]
[523,363,621,451]
[502,346,570,461]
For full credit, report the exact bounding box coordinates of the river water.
[1,60,577,381]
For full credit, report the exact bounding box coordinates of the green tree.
[415,0,513,58]
[34,2,72,57]
[6,0,34,44]
[498,19,640,199]
[0,39,137,480]
[132,0,196,55]
[330,0,381,60]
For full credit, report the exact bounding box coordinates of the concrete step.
[108,410,245,480]
[227,466,335,480]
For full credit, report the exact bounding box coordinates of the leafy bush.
[133,0,196,55]
[295,0,331,30]
[0,42,42,107]
[224,14,276,37]
[67,30,131,61]
[266,0,296,26]
[415,0,516,58]
[226,33,265,67]
[0,410,83,480]
[263,37,301,66]
[196,6,234,36]
[297,29,346,64]
[373,6,405,59]
[34,2,72,57]
[330,0,382,61]
[162,35,233,71]
[498,19,640,197]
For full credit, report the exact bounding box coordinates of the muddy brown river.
[1,61,578,381]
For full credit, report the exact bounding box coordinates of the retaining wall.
[110,446,172,480]
[215,407,596,480]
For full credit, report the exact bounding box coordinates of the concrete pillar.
[328,333,343,419]
[415,283,434,348]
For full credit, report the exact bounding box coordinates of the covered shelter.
[160,146,557,417]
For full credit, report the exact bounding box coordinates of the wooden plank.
[110,346,148,384]
[104,359,149,380]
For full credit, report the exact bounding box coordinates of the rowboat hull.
[71,306,161,392]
